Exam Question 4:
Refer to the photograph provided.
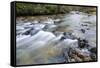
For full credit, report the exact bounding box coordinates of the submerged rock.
[30,29,40,36]
[54,19,64,25]
[81,29,85,33]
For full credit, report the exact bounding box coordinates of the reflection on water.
[16,11,97,65]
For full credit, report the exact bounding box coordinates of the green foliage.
[16,3,96,16]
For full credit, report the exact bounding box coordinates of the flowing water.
[16,11,96,65]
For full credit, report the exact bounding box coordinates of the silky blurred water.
[16,11,96,65]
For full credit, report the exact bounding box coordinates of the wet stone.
[80,29,85,33]
[89,47,97,54]
[78,38,89,48]
[90,53,96,61]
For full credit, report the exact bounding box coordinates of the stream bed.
[16,11,97,65]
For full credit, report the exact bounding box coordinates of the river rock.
[78,38,89,48]
[81,29,85,33]
[89,47,97,54]
[90,53,96,61]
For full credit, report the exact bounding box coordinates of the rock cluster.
[16,12,97,65]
